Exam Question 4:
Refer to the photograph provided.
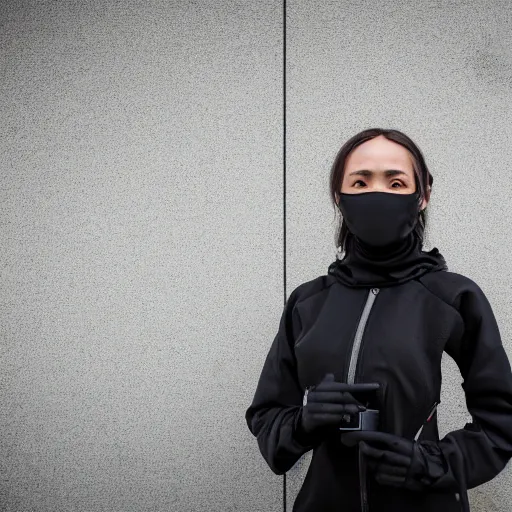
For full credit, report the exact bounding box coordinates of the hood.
[327,231,448,288]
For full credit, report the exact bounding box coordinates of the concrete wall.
[1,1,511,511]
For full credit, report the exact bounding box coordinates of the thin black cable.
[282,0,287,510]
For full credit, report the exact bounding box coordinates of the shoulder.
[418,269,489,309]
[287,274,338,307]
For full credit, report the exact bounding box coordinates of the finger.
[340,432,366,447]
[339,431,388,447]
[309,391,363,405]
[359,441,388,461]
[365,458,406,478]
[341,392,364,405]
[317,382,381,393]
[341,404,364,415]
[307,402,363,415]
[308,413,350,427]
[371,462,408,477]
[360,443,411,467]
[338,431,410,454]
[375,473,405,487]
[366,458,378,471]
[380,450,411,467]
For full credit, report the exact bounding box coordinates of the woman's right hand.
[299,373,381,434]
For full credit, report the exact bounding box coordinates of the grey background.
[1,1,511,511]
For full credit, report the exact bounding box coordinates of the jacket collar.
[327,231,448,288]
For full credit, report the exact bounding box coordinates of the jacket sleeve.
[245,285,325,475]
[432,279,512,493]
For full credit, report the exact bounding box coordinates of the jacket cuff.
[418,440,450,484]
[292,408,324,448]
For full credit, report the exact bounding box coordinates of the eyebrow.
[348,169,409,178]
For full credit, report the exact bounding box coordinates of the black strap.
[358,442,369,512]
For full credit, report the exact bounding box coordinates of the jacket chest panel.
[359,295,452,434]
[294,286,369,389]
[293,284,459,435]
[358,288,455,393]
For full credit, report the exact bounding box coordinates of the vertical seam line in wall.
[282,0,287,511]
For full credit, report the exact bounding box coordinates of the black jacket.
[245,257,512,511]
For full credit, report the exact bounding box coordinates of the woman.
[245,128,512,512]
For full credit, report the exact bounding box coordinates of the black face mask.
[336,191,421,248]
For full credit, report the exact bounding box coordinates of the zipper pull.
[303,387,310,406]
[425,401,439,422]
[414,401,439,441]
[371,288,380,295]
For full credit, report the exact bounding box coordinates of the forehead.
[345,137,414,171]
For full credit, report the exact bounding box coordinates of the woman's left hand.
[339,430,447,491]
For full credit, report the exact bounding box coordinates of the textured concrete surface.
[1,1,511,511]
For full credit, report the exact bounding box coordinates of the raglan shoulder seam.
[416,274,464,320]
[292,275,337,308]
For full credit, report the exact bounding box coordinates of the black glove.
[340,430,448,491]
[296,373,380,443]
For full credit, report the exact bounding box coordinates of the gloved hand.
[339,430,448,491]
[296,373,380,441]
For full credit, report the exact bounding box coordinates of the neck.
[328,229,448,288]
[343,231,421,266]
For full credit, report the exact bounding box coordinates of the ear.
[420,186,431,211]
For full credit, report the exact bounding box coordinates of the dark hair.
[329,128,434,253]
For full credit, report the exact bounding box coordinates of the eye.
[391,181,404,188]
[354,180,366,187]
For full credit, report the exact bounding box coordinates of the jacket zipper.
[343,289,465,512]
[346,287,380,385]
[345,287,379,512]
